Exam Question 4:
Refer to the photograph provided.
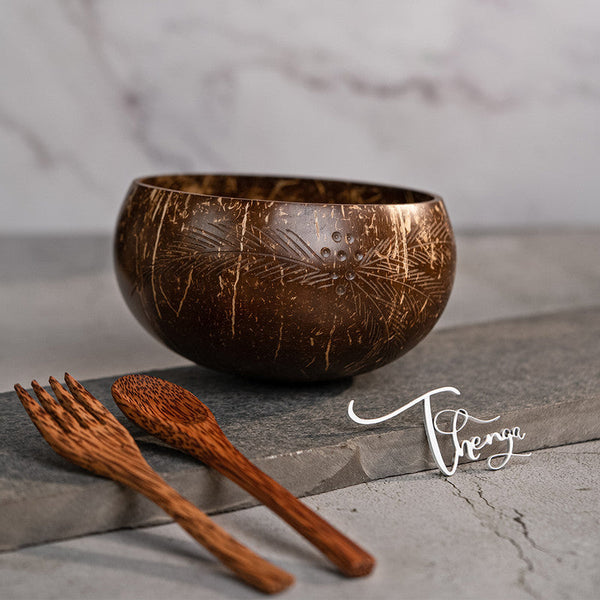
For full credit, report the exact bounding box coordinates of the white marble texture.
[1,0,600,232]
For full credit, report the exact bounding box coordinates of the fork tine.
[64,373,114,423]
[30,380,74,432]
[14,384,61,435]
[48,377,93,425]
[48,377,96,427]
[48,376,75,407]
[60,374,138,449]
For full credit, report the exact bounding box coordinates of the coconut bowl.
[114,174,456,381]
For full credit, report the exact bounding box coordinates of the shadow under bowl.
[114,174,456,382]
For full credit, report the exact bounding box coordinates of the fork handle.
[204,444,375,578]
[123,466,294,594]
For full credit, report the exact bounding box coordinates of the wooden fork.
[14,374,294,595]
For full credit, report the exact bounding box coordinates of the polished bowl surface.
[115,174,456,381]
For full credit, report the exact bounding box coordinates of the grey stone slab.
[1,307,599,551]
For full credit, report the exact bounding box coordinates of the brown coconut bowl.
[115,174,456,382]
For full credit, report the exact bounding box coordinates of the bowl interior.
[136,174,437,206]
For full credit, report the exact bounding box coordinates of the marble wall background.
[2,0,599,233]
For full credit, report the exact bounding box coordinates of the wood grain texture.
[13,375,294,595]
[111,374,375,578]
[114,174,455,381]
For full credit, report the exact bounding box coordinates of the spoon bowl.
[117,373,210,424]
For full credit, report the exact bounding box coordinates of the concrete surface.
[2,231,600,388]
[1,231,599,599]
[1,442,598,600]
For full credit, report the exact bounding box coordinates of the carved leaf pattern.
[147,223,333,288]
[143,218,452,372]
[343,223,453,371]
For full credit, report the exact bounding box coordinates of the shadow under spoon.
[111,374,375,578]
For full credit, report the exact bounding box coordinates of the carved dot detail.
[346,271,356,281]
[337,250,347,261]
[331,272,340,280]
[332,231,342,243]
[346,234,354,244]
[336,285,347,296]
[355,252,364,262]
[320,247,331,258]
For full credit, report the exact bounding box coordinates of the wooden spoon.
[111,374,375,578]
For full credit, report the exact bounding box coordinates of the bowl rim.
[132,173,444,207]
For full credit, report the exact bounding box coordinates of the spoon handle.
[122,464,294,594]
[207,443,375,577]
